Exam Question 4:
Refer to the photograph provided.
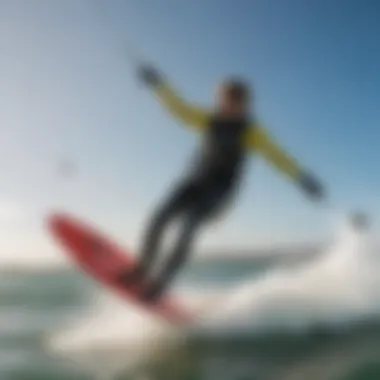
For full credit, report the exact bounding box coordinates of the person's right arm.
[138,65,209,133]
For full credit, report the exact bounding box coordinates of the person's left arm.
[245,122,326,201]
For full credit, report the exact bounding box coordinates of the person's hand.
[349,211,370,231]
[137,64,163,87]
[298,171,325,201]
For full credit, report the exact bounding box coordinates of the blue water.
[1,223,380,380]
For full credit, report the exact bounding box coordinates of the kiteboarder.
[119,64,326,302]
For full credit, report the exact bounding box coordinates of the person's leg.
[137,199,181,275]
[140,183,230,302]
[118,181,195,285]
[140,208,204,301]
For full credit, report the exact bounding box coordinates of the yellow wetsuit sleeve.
[153,82,209,132]
[246,123,302,181]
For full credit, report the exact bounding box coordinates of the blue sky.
[0,0,379,259]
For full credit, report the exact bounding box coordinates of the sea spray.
[200,214,380,333]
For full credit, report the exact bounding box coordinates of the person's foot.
[139,281,165,303]
[116,265,145,286]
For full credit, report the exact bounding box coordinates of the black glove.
[298,171,325,201]
[349,211,370,231]
[137,64,163,87]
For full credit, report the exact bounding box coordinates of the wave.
[201,215,380,334]
[47,213,380,369]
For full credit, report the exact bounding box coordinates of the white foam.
[46,286,222,375]
[47,213,380,369]
[201,215,380,333]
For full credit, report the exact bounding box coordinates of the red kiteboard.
[47,213,191,325]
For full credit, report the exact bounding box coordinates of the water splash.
[201,214,380,333]
[47,213,380,372]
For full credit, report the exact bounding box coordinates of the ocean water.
[1,217,380,380]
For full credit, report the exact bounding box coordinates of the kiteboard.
[47,213,191,324]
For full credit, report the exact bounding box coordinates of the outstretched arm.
[246,124,302,180]
[154,82,209,131]
[138,65,209,132]
[245,123,326,201]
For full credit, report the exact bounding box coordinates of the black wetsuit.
[137,115,250,300]
[119,67,324,302]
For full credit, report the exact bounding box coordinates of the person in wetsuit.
[120,64,326,302]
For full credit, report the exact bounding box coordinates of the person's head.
[216,78,252,118]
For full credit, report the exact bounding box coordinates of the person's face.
[216,85,250,118]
